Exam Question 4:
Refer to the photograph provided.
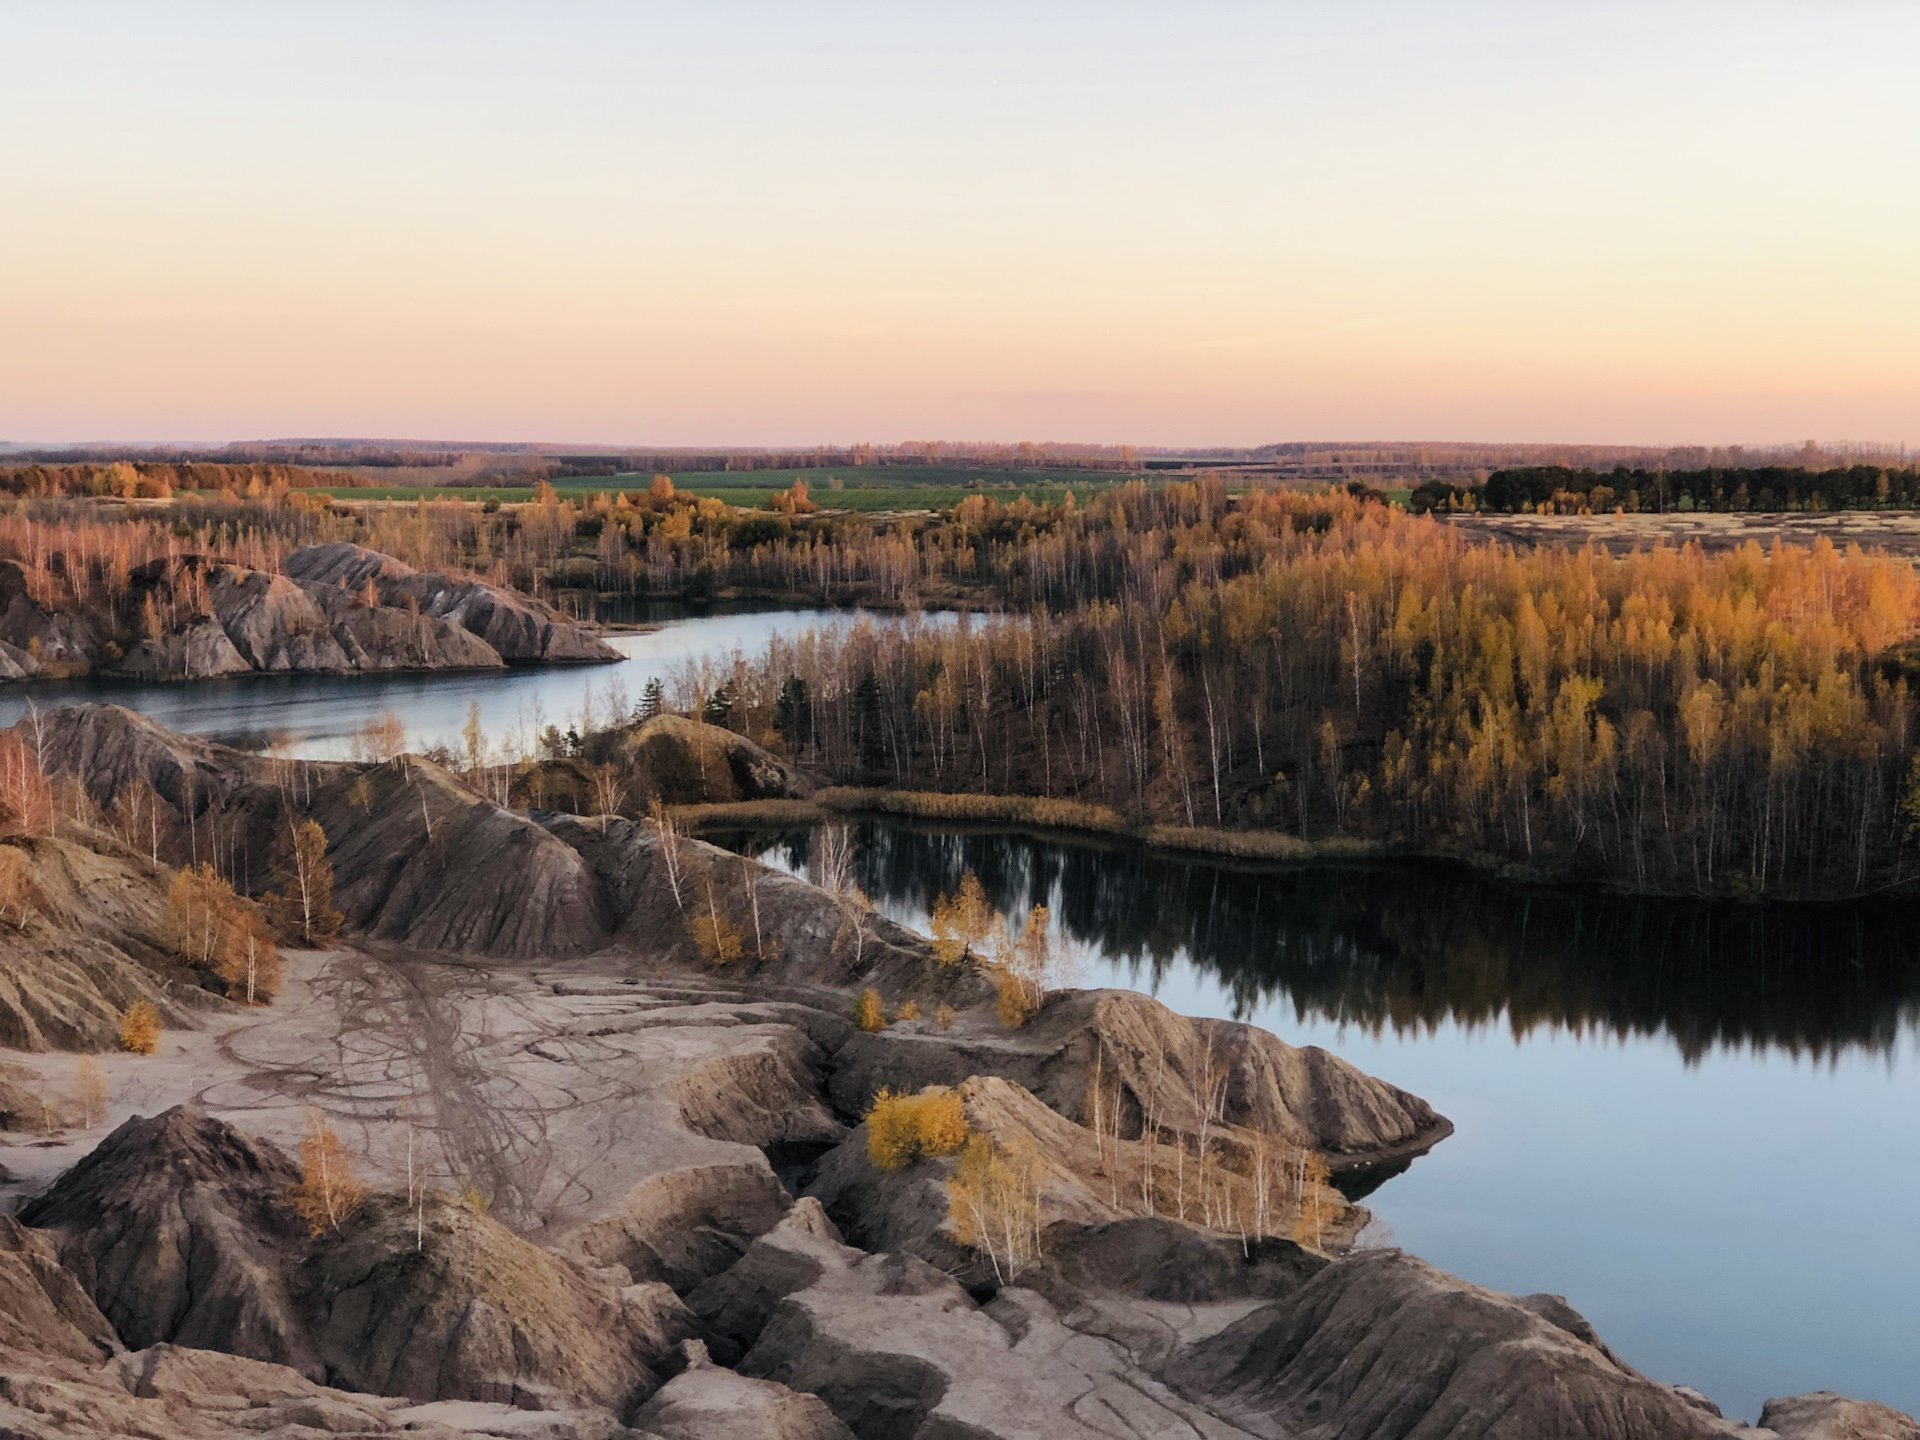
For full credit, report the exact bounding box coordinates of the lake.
[3,603,1914,1422]
[0,604,957,761]
[732,818,1920,1425]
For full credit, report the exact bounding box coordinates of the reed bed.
[675,787,1387,868]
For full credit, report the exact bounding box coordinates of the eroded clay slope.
[20,1106,313,1372]
[0,543,615,684]
[284,541,618,663]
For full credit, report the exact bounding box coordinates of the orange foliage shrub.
[118,1002,160,1055]
[865,1087,970,1171]
[292,1108,365,1235]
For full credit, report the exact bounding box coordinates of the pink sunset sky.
[2,2,1916,448]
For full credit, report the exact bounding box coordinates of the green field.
[312,465,1134,512]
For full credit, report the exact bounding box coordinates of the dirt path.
[199,946,600,1226]
[4,940,826,1258]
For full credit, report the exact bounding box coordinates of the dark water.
[735,819,1920,1424]
[0,605,955,760]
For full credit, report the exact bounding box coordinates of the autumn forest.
[7,464,1917,900]
[670,485,1920,899]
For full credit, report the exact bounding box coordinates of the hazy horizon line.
[4,434,1911,457]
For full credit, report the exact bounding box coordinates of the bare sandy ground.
[1445,510,1920,558]
[0,944,837,1251]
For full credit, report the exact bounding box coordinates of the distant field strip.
[309,465,1134,510]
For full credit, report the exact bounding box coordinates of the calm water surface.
[735,819,1920,1424]
[4,605,1914,1421]
[0,604,954,759]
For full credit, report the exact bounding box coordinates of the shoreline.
[673,786,1917,906]
[0,651,621,697]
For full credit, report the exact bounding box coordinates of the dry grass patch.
[671,798,827,829]
[814,788,1130,833]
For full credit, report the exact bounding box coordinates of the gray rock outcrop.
[21,702,291,820]
[633,1342,854,1440]
[284,542,618,664]
[0,836,213,1052]
[686,1199,846,1360]
[514,713,812,816]
[806,1075,1368,1281]
[827,988,1451,1173]
[295,1192,695,1411]
[622,714,811,803]
[731,1215,1251,1439]
[21,706,611,961]
[0,543,614,685]
[308,756,610,957]
[1759,1392,1920,1440]
[116,551,517,681]
[0,1214,119,1363]
[0,559,98,680]
[0,1338,648,1439]
[544,812,967,992]
[19,1106,315,1372]
[1163,1247,1742,1440]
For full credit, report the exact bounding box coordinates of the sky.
[2,1,1916,449]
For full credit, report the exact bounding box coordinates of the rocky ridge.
[20,1106,313,1370]
[515,712,815,815]
[0,542,615,684]
[1,1001,1911,1440]
[0,834,217,1052]
[296,1191,696,1411]
[284,541,617,665]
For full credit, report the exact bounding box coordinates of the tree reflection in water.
[729,819,1920,1066]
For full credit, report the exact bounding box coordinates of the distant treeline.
[4,438,1142,480]
[0,461,372,500]
[2,443,471,468]
[1411,465,1920,515]
[1170,439,1912,477]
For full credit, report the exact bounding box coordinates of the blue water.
[741,820,1920,1424]
[0,605,957,760]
